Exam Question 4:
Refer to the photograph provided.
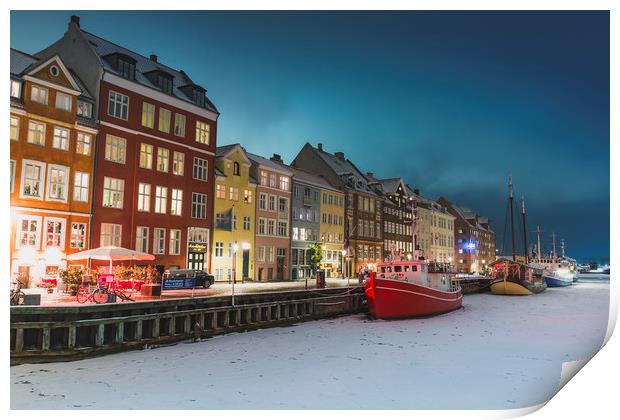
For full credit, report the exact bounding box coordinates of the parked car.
[164,269,214,289]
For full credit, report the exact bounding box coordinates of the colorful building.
[248,153,293,281]
[318,186,345,278]
[39,16,219,272]
[212,144,256,282]
[427,201,456,264]
[10,49,98,287]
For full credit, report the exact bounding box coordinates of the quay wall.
[10,287,366,364]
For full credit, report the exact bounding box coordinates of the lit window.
[215,242,224,257]
[216,184,226,199]
[157,148,169,172]
[169,229,181,255]
[73,171,89,202]
[55,92,72,112]
[76,133,92,155]
[47,165,69,201]
[27,120,46,146]
[193,157,208,181]
[77,101,92,118]
[136,226,149,252]
[172,151,184,175]
[10,116,19,141]
[191,192,207,219]
[52,127,70,151]
[45,218,66,248]
[158,108,171,133]
[244,189,252,203]
[21,160,45,199]
[141,102,155,128]
[70,223,87,249]
[229,187,239,201]
[174,113,186,137]
[137,183,151,212]
[10,80,21,98]
[139,143,153,169]
[154,186,168,214]
[17,216,41,248]
[30,85,48,104]
[102,177,124,209]
[171,189,183,216]
[153,228,166,254]
[100,223,122,247]
[260,171,268,186]
[280,176,289,191]
[195,121,210,144]
[269,173,276,188]
[108,90,129,120]
[243,216,251,230]
[104,135,126,164]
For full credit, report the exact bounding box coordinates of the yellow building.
[319,187,345,278]
[428,202,456,263]
[212,144,256,281]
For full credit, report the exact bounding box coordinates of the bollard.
[193,322,202,341]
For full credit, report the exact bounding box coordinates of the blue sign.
[162,277,196,290]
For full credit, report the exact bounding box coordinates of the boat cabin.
[376,261,457,292]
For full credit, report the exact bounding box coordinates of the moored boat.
[364,260,463,319]
[489,258,547,295]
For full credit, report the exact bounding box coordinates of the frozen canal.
[11,281,609,410]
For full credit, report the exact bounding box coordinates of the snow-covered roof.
[313,147,380,197]
[10,48,38,76]
[289,166,340,193]
[247,152,294,175]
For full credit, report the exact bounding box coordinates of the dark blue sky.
[10,11,610,260]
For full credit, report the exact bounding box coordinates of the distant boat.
[489,258,547,295]
[364,260,463,319]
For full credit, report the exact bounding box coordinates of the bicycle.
[10,280,25,306]
[76,283,110,304]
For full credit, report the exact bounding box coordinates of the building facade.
[248,153,293,281]
[437,197,496,274]
[39,16,219,272]
[292,143,383,276]
[319,186,345,278]
[427,201,456,264]
[212,144,256,282]
[10,50,97,287]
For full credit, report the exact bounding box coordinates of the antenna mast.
[561,239,566,258]
[509,176,516,261]
[552,232,557,259]
[535,225,542,263]
[521,195,528,263]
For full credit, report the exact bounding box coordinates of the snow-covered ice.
[10,282,609,409]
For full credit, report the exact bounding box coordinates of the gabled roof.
[10,48,38,76]
[247,152,294,176]
[289,166,340,193]
[216,143,251,165]
[78,29,218,114]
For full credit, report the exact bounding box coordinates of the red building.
[39,16,219,271]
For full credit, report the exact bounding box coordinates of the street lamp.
[232,242,239,306]
[341,249,347,280]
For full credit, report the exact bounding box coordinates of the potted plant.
[58,266,84,296]
[140,265,162,296]
[46,283,55,294]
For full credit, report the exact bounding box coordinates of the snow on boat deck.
[11,282,609,409]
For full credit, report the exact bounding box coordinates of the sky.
[10,10,610,260]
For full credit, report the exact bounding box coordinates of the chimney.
[149,54,158,62]
[366,172,374,179]
[317,143,323,151]
[414,188,420,195]
[270,153,283,163]
[335,152,345,160]
[70,15,80,28]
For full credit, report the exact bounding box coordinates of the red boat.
[364,260,463,319]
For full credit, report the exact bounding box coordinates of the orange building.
[10,49,98,288]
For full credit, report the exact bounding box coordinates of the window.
[259,193,267,210]
[156,148,169,172]
[10,160,16,193]
[139,143,153,169]
[17,216,41,248]
[196,121,210,144]
[52,127,69,151]
[102,177,124,209]
[258,218,266,235]
[216,184,226,199]
[27,121,45,146]
[141,102,155,128]
[100,223,122,247]
[108,91,129,120]
[233,162,240,176]
[136,227,149,252]
[268,247,275,263]
[70,223,87,249]
[55,92,72,112]
[267,219,275,236]
[47,165,69,201]
[158,108,171,133]
[137,183,151,212]
[155,186,168,214]
[257,246,265,262]
[171,189,183,216]
[280,176,289,191]
[229,187,239,201]
[279,197,288,213]
[30,85,48,104]
[10,116,19,141]
[191,193,207,219]
[77,101,92,118]
[169,229,181,255]
[21,161,45,198]
[174,114,186,137]
[76,133,92,155]
[215,242,224,257]
[269,173,276,188]
[260,171,268,186]
[243,216,251,230]
[153,228,166,254]
[105,135,126,164]
[172,151,184,175]
[193,157,208,181]
[278,221,288,237]
[268,195,276,212]
[45,218,66,248]
[117,57,136,79]
[244,189,252,203]
[10,80,21,98]
[73,172,89,202]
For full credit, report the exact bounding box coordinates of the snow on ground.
[11,282,609,409]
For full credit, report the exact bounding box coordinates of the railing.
[10,287,365,363]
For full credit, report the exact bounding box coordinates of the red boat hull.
[365,275,463,319]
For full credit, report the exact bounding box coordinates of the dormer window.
[192,88,205,107]
[144,70,174,95]
[10,80,21,99]
[77,100,92,118]
[103,53,136,81]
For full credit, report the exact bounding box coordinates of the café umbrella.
[66,246,155,272]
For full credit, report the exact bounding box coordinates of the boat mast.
[535,225,542,263]
[509,176,516,261]
[552,232,557,259]
[521,195,528,264]
[561,239,565,258]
